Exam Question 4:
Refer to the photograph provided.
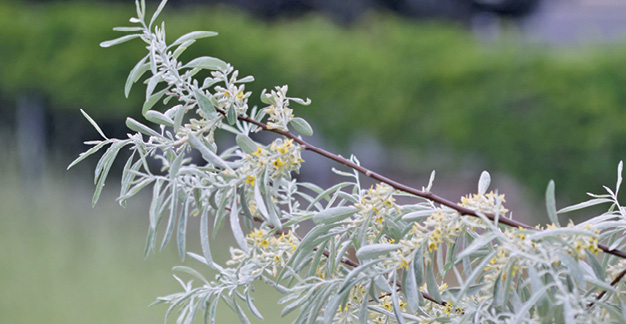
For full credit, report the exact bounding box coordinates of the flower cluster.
[261,85,311,131]
[249,138,304,179]
[211,65,253,116]
[355,183,399,226]
[459,191,509,216]
[227,228,299,277]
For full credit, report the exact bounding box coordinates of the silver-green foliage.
[71,1,626,323]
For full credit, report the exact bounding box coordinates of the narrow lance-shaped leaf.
[230,195,249,253]
[425,262,442,304]
[200,208,213,265]
[93,140,129,206]
[125,55,149,98]
[171,31,218,47]
[236,134,258,155]
[546,180,559,226]
[148,0,168,28]
[100,34,140,48]
[356,244,402,261]
[145,110,174,127]
[187,133,231,170]
[312,206,358,224]
[126,117,162,138]
[405,254,420,313]
[184,56,227,71]
[142,88,168,114]
[67,141,109,170]
[80,109,108,140]
[176,197,189,261]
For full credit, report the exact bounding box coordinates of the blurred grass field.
[0,157,293,323]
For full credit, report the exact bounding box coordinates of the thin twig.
[234,113,626,260]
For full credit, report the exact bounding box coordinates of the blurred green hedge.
[3,1,626,200]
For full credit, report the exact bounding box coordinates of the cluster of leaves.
[71,1,626,323]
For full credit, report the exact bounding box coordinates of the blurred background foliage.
[1,1,626,201]
[2,0,626,322]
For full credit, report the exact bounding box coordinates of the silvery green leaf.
[126,117,162,138]
[144,110,174,127]
[235,134,258,155]
[118,151,138,203]
[113,26,144,32]
[160,191,177,251]
[358,283,371,324]
[478,170,490,195]
[245,290,264,320]
[229,197,249,253]
[528,228,595,240]
[402,210,433,222]
[144,226,156,259]
[221,296,250,324]
[145,72,163,100]
[238,75,254,83]
[618,160,624,195]
[125,56,149,98]
[425,263,442,304]
[253,177,270,220]
[176,197,189,261]
[119,177,153,201]
[405,255,420,312]
[93,140,129,206]
[184,56,227,71]
[304,182,352,211]
[262,170,282,229]
[226,106,236,125]
[312,206,358,224]
[173,105,186,133]
[557,252,585,290]
[259,89,273,105]
[171,31,218,47]
[148,0,168,28]
[187,133,231,170]
[455,250,496,303]
[510,286,550,324]
[289,117,313,136]
[323,288,350,323]
[172,265,208,285]
[100,34,140,48]
[192,88,217,119]
[199,208,213,265]
[546,180,559,226]
[290,97,311,106]
[172,40,195,60]
[67,141,109,170]
[80,109,108,140]
[142,88,168,114]
[585,250,605,281]
[391,284,408,324]
[356,244,401,260]
[425,170,436,192]
[455,233,496,261]
[414,248,424,287]
[558,198,612,214]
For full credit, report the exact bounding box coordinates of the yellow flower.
[245,175,256,186]
[398,257,410,270]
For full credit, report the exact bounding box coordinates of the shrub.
[71,1,626,322]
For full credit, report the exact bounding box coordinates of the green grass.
[0,161,293,323]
